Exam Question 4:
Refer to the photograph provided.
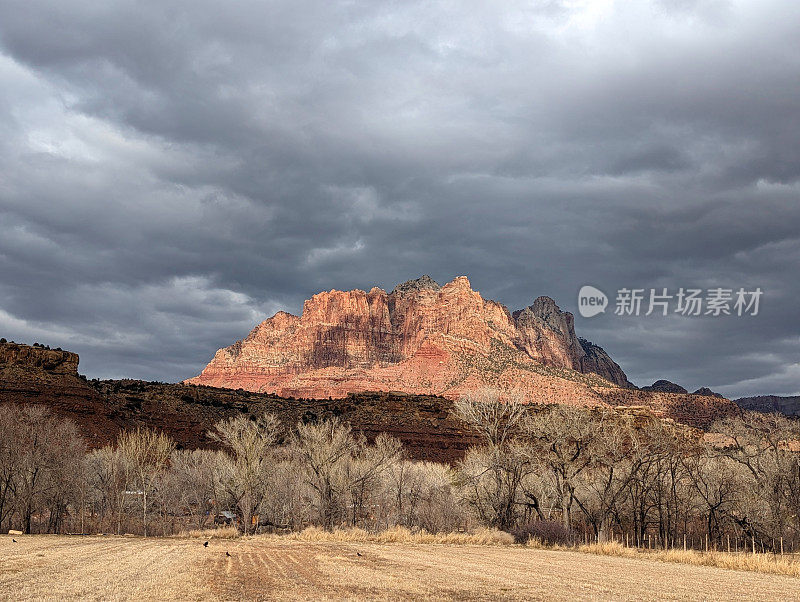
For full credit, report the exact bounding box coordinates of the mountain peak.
[391,275,441,295]
[642,380,688,394]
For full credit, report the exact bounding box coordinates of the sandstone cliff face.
[185,276,738,428]
[187,276,631,400]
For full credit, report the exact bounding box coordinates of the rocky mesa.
[185,276,735,428]
[186,276,631,400]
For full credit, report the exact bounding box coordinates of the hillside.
[0,341,476,461]
[1,337,738,461]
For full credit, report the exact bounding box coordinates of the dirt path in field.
[2,535,800,601]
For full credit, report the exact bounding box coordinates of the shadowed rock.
[642,380,688,394]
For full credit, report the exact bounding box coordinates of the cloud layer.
[1,0,798,396]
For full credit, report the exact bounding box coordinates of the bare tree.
[345,433,403,527]
[709,412,800,547]
[169,449,219,529]
[684,450,743,547]
[10,407,85,533]
[210,413,280,534]
[291,418,400,530]
[0,405,22,530]
[116,428,175,536]
[292,418,360,530]
[42,421,86,534]
[523,405,603,530]
[383,460,467,532]
[453,389,533,530]
[85,447,127,533]
[571,414,637,542]
[454,388,527,449]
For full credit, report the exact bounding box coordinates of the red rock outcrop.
[0,342,79,374]
[186,276,629,401]
[0,342,121,446]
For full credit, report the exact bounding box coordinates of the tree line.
[2,391,800,552]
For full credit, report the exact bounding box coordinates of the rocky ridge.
[642,380,689,394]
[1,341,739,460]
[0,341,477,461]
[734,395,800,416]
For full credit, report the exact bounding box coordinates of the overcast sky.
[1,0,798,397]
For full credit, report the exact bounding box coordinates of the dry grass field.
[2,534,800,601]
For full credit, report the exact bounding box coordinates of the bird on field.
[12,539,16,543]
[357,552,362,557]
[226,551,231,557]
[203,541,209,547]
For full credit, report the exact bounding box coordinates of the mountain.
[0,341,120,446]
[734,395,800,416]
[577,338,634,388]
[187,275,631,398]
[186,276,737,428]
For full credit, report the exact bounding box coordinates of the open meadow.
[2,535,800,601]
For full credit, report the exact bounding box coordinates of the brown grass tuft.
[574,542,800,577]
[178,526,240,540]
[283,525,514,546]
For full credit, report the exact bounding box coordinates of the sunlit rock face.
[186,276,632,401]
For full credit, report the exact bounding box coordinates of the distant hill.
[734,395,800,416]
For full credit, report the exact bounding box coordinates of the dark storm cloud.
[0,0,797,396]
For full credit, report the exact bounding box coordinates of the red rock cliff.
[186,276,632,401]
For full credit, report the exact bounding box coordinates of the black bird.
[226,551,231,557]
[203,541,209,547]
[12,539,17,543]
[357,552,362,557]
